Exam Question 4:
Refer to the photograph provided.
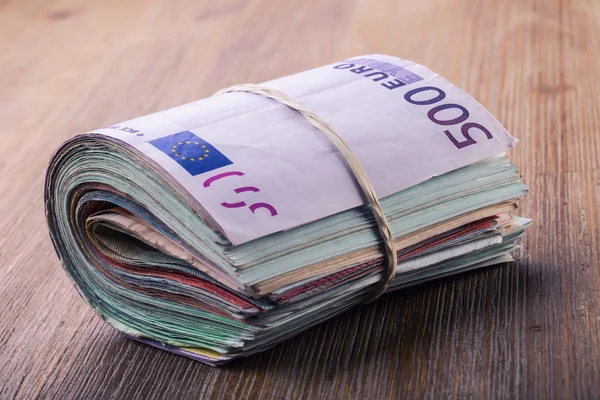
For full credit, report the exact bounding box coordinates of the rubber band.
[214,84,397,301]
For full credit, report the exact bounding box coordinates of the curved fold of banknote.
[45,55,531,365]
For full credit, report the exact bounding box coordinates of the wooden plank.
[0,0,599,398]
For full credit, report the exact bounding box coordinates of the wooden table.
[1,0,599,398]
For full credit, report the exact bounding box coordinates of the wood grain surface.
[1,0,599,398]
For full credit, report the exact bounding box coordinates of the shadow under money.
[223,259,555,376]
[45,259,564,399]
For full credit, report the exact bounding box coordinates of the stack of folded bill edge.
[45,54,531,365]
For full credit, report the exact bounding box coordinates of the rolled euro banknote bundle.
[45,54,531,365]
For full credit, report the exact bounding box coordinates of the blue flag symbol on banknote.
[150,131,233,176]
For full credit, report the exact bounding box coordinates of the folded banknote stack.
[45,54,531,365]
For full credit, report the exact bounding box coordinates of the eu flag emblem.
[149,131,233,176]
